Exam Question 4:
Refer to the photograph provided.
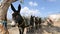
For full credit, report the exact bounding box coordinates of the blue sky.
[7,0,60,19]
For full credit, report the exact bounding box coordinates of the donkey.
[38,18,42,28]
[30,15,35,27]
[35,17,39,29]
[11,4,25,34]
[29,15,35,32]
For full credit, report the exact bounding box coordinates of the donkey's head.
[11,4,21,20]
[30,15,35,23]
[11,4,21,26]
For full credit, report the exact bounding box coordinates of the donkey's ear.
[11,4,16,12]
[18,4,21,12]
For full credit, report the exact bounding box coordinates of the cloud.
[20,7,40,17]
[29,1,38,6]
[7,7,40,20]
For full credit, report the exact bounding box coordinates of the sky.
[7,0,60,19]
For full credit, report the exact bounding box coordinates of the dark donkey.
[29,15,35,32]
[35,17,39,29]
[11,4,25,34]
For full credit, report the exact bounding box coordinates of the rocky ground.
[0,22,60,34]
[8,25,60,34]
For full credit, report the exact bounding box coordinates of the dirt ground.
[8,25,60,34]
[0,22,60,34]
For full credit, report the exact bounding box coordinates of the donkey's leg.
[35,24,37,29]
[22,27,25,34]
[19,29,21,34]
[19,27,22,34]
[18,27,24,34]
[18,25,21,34]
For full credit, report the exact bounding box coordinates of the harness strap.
[18,21,25,27]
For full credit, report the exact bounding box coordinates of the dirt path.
[8,27,19,34]
[0,25,60,34]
